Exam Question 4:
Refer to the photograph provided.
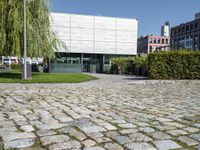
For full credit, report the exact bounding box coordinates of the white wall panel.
[71,28,93,41]
[116,43,137,54]
[95,17,116,30]
[71,15,93,28]
[117,31,137,42]
[95,42,116,54]
[70,40,94,53]
[51,13,70,27]
[95,29,116,42]
[51,13,138,55]
[117,18,137,31]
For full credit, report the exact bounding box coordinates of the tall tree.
[0,0,64,58]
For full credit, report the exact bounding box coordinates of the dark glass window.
[186,26,189,33]
[162,39,165,44]
[166,39,169,44]
[178,28,181,34]
[182,27,185,33]
[195,23,198,30]
[190,24,194,31]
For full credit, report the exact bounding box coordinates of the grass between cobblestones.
[0,70,97,83]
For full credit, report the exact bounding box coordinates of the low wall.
[49,63,82,73]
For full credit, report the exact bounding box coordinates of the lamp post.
[23,0,27,80]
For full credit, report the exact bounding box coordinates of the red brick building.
[137,35,170,54]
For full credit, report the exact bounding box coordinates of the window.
[149,46,153,53]
[166,39,169,44]
[162,39,165,44]
[171,29,175,37]
[154,39,157,44]
[175,29,177,35]
[190,24,194,32]
[178,28,181,34]
[149,38,152,43]
[195,35,198,42]
[158,39,160,44]
[195,23,198,30]
[182,27,185,34]
[186,26,189,33]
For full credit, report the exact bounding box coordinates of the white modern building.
[50,12,138,73]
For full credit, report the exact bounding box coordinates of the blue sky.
[51,0,200,36]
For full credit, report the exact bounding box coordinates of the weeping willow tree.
[0,0,65,59]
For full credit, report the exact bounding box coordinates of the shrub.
[11,64,21,70]
[148,50,200,79]
[110,56,147,76]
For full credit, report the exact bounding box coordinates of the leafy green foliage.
[11,64,21,70]
[110,56,147,76]
[148,50,200,79]
[0,0,66,58]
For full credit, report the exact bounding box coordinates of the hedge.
[110,56,147,76]
[148,50,200,79]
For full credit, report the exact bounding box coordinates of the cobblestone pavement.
[0,74,200,150]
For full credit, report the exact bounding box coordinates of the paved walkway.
[0,74,200,150]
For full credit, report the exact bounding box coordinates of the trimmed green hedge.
[110,56,147,76]
[148,51,200,79]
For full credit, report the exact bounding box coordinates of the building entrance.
[83,58,91,72]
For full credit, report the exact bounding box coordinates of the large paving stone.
[49,140,81,150]
[69,131,87,141]
[5,138,35,149]
[118,123,136,129]
[82,139,96,147]
[153,140,181,150]
[36,130,57,137]
[167,129,188,136]
[125,142,156,150]
[177,136,199,146]
[98,122,117,130]
[139,127,155,133]
[183,127,199,133]
[150,131,171,140]
[40,135,70,146]
[104,142,123,150]
[129,133,152,142]
[2,132,35,142]
[190,133,200,142]
[20,125,35,132]
[84,147,106,150]
[113,135,132,145]
[119,129,138,134]
[80,125,106,133]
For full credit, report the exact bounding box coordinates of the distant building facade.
[161,21,170,36]
[50,13,138,73]
[137,22,170,54]
[137,35,170,54]
[171,13,200,50]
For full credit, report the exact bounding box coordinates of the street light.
[23,0,27,80]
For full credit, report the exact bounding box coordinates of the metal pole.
[23,0,27,80]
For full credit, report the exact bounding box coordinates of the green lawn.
[0,71,97,83]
